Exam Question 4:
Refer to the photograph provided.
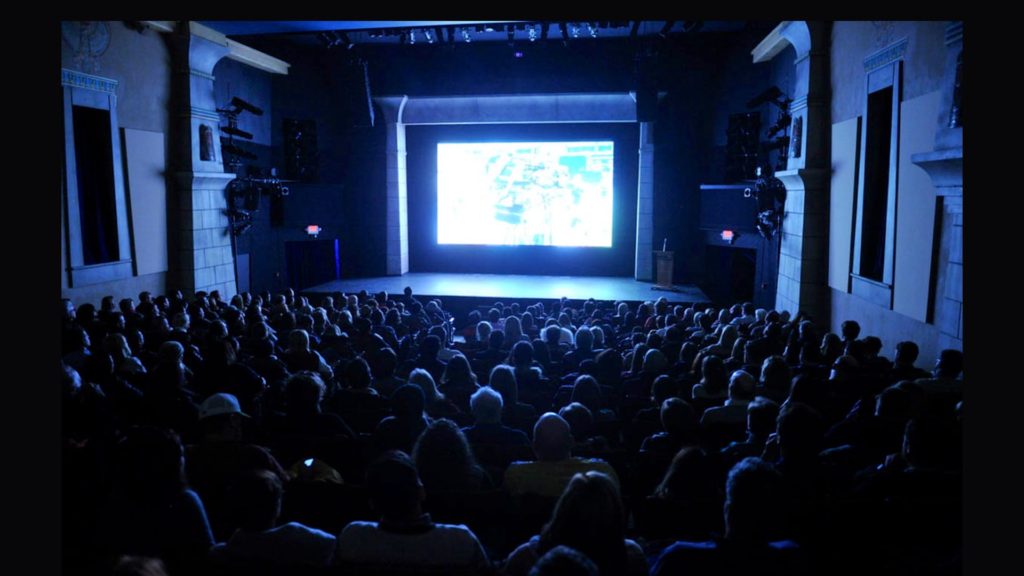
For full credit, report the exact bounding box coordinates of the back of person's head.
[366,450,423,520]
[862,336,883,356]
[936,349,964,378]
[413,418,477,489]
[655,447,718,502]
[370,347,398,378]
[475,317,491,340]
[876,386,913,420]
[443,353,476,385]
[650,375,676,404]
[512,340,535,366]
[287,329,310,353]
[570,375,603,414]
[894,340,920,365]
[420,335,441,358]
[229,469,283,532]
[701,355,727,393]
[539,472,627,576]
[115,426,185,501]
[113,556,170,576]
[747,397,780,438]
[661,397,698,439]
[574,327,593,352]
[408,368,442,403]
[489,364,519,405]
[470,386,503,424]
[776,402,826,460]
[286,371,325,414]
[760,355,791,393]
[724,457,784,543]
[345,357,372,390]
[559,402,594,441]
[787,374,826,410]
[840,320,861,341]
[545,324,562,344]
[528,546,598,576]
[643,348,668,374]
[533,412,574,461]
[729,370,756,401]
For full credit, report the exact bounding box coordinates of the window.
[62,68,133,286]
[851,59,901,307]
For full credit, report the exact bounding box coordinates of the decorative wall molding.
[61,68,118,94]
[945,21,963,46]
[863,38,908,72]
[189,106,222,121]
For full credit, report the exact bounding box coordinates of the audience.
[60,287,961,575]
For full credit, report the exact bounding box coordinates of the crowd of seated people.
[60,288,963,575]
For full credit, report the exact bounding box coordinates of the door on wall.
[285,238,340,291]
[704,245,756,306]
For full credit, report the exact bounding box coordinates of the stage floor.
[305,273,709,304]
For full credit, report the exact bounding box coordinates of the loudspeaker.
[637,84,658,122]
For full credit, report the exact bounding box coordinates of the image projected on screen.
[437,141,614,247]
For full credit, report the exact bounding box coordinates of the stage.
[304,273,709,304]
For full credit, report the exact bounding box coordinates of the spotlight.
[659,21,675,39]
[588,22,598,38]
[571,23,580,38]
[528,26,537,42]
[462,28,472,43]
[339,32,353,49]
[409,29,416,44]
[424,29,434,43]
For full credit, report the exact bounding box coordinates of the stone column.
[167,23,237,297]
[377,96,409,276]
[635,121,655,281]
[755,22,831,322]
[913,22,963,352]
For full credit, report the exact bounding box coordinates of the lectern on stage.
[654,250,674,291]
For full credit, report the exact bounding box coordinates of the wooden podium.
[654,250,674,289]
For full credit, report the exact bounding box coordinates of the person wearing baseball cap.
[186,393,287,541]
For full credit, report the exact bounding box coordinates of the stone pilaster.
[377,96,409,276]
[635,121,655,281]
[912,21,963,353]
[166,23,236,297]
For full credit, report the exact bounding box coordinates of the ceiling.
[199,20,755,46]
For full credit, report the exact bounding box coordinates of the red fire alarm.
[721,229,735,243]
[305,225,322,238]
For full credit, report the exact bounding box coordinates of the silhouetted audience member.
[333,451,490,571]
[462,386,530,447]
[504,471,647,576]
[210,469,336,567]
[505,413,619,498]
[652,457,803,576]
[101,427,214,573]
[186,393,287,540]
[374,384,432,454]
[414,418,492,492]
[527,546,598,576]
